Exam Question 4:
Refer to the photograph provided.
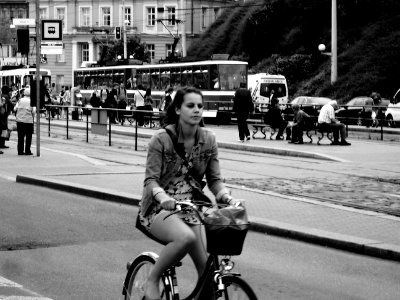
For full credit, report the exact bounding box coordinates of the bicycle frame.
[163,252,240,300]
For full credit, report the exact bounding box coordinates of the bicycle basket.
[203,205,249,255]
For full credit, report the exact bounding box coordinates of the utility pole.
[123,0,127,59]
[180,0,186,57]
[331,0,337,84]
[35,0,41,156]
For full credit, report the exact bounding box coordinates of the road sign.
[41,20,63,41]
[13,18,35,26]
[41,42,63,54]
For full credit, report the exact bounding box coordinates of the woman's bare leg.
[145,211,196,299]
[188,225,209,300]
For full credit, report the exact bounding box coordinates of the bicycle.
[122,201,258,300]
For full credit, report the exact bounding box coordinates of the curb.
[16,174,400,262]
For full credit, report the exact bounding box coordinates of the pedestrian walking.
[233,83,254,142]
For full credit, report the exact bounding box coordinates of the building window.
[201,7,208,28]
[166,44,173,58]
[101,7,111,26]
[82,43,89,62]
[122,6,132,25]
[214,8,220,21]
[17,8,25,18]
[80,7,91,26]
[55,7,66,32]
[167,7,176,26]
[147,44,155,60]
[147,7,155,26]
[39,7,48,19]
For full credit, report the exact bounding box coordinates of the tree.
[98,36,150,65]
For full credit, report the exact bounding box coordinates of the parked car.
[283,96,332,121]
[385,88,400,127]
[336,96,389,126]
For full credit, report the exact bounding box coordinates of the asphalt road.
[1,179,400,300]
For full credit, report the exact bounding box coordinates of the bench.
[315,124,334,145]
[251,123,278,139]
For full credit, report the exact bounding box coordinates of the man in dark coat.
[233,83,254,142]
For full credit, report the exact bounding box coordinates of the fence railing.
[42,105,165,151]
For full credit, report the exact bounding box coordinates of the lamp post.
[317,0,337,85]
[331,0,337,84]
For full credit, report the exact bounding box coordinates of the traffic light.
[115,26,121,40]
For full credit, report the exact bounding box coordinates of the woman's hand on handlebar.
[160,197,177,211]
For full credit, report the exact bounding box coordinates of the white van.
[248,73,288,112]
[385,88,400,127]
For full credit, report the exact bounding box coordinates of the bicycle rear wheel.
[123,253,173,300]
[219,275,258,300]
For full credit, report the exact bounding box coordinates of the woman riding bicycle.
[137,86,239,300]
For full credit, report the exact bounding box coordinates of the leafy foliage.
[98,36,150,65]
[187,0,400,102]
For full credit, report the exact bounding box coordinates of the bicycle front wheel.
[123,254,173,300]
[219,275,258,300]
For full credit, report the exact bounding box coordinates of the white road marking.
[0,277,22,288]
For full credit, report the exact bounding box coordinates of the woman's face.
[176,92,203,126]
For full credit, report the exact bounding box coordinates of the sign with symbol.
[41,20,63,41]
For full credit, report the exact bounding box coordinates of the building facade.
[0,0,232,90]
[0,1,29,66]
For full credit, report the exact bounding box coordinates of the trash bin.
[72,109,79,120]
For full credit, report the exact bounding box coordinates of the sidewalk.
[2,118,400,262]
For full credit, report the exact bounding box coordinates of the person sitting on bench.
[287,104,310,144]
[264,97,288,140]
[318,100,351,146]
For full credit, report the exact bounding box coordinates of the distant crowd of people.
[233,85,353,146]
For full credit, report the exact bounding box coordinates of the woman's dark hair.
[145,88,151,97]
[162,86,204,127]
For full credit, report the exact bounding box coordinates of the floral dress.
[139,144,202,230]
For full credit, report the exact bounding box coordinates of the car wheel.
[386,115,396,128]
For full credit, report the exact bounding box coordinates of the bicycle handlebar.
[163,200,242,222]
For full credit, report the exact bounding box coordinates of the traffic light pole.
[35,0,41,156]
[123,0,127,59]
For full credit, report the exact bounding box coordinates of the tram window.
[218,64,246,91]
[151,70,161,90]
[160,68,170,91]
[138,69,150,90]
[104,70,113,87]
[181,67,193,87]
[193,66,208,90]
[210,65,219,90]
[76,72,84,86]
[114,70,124,85]
[170,67,181,89]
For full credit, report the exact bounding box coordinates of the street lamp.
[123,19,129,59]
[317,0,337,85]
